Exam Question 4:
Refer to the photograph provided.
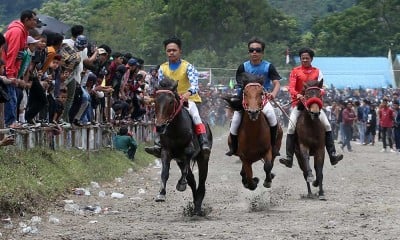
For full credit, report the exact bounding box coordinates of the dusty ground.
[2,132,400,240]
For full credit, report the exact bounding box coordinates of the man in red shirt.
[2,10,38,127]
[279,47,343,168]
[378,98,395,152]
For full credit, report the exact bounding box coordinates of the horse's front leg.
[155,150,171,202]
[263,149,274,188]
[314,152,325,200]
[241,160,258,190]
[176,158,190,192]
[300,145,313,183]
[193,156,209,216]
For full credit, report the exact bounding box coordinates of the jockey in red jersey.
[279,47,343,168]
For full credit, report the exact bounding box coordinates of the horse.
[294,79,326,200]
[224,72,282,190]
[152,77,212,216]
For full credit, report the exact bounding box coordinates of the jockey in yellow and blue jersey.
[145,37,210,157]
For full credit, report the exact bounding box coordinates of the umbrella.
[36,14,70,35]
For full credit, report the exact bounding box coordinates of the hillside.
[269,0,356,31]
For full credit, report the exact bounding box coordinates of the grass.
[0,125,227,216]
[0,144,154,216]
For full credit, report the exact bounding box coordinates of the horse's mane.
[240,72,264,87]
[157,77,178,91]
[302,79,323,93]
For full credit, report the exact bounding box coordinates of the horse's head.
[241,72,266,121]
[302,79,324,120]
[153,77,181,133]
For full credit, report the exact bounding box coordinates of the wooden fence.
[0,122,155,150]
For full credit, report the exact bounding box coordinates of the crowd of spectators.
[0,10,154,130]
[1,10,399,155]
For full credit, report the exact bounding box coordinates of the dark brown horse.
[295,79,326,200]
[152,77,212,215]
[225,73,282,190]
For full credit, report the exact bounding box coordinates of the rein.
[155,89,184,125]
[242,83,268,111]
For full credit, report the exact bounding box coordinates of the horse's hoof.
[176,181,187,192]
[319,195,327,201]
[263,180,271,188]
[253,177,259,184]
[155,194,166,202]
[312,180,319,187]
[194,209,205,217]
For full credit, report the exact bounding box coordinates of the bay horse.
[152,77,212,216]
[295,79,326,200]
[224,72,282,190]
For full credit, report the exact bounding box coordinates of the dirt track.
[4,132,400,240]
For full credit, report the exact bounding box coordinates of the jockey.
[225,37,281,156]
[145,37,210,157]
[279,47,343,168]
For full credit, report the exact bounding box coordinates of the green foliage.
[310,1,400,56]
[39,0,90,26]
[269,0,356,31]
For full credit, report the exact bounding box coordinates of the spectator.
[365,101,377,145]
[341,101,357,152]
[378,98,395,152]
[113,126,137,160]
[2,10,38,127]
[392,100,400,152]
[48,88,67,124]
[357,99,369,144]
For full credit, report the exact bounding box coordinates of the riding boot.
[279,134,295,168]
[144,135,161,158]
[326,131,343,165]
[225,133,238,156]
[270,125,279,156]
[198,133,211,152]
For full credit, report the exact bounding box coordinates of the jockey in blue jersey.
[226,37,281,156]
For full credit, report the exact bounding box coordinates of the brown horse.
[295,79,326,200]
[152,78,212,215]
[225,73,282,190]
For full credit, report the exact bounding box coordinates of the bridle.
[301,86,323,118]
[242,83,268,112]
[155,89,184,126]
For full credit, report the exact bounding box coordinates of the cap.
[127,58,138,66]
[27,36,40,44]
[75,35,88,48]
[98,48,107,55]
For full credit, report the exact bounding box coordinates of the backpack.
[59,43,81,71]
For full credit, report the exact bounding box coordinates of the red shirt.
[379,106,394,128]
[289,65,322,107]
